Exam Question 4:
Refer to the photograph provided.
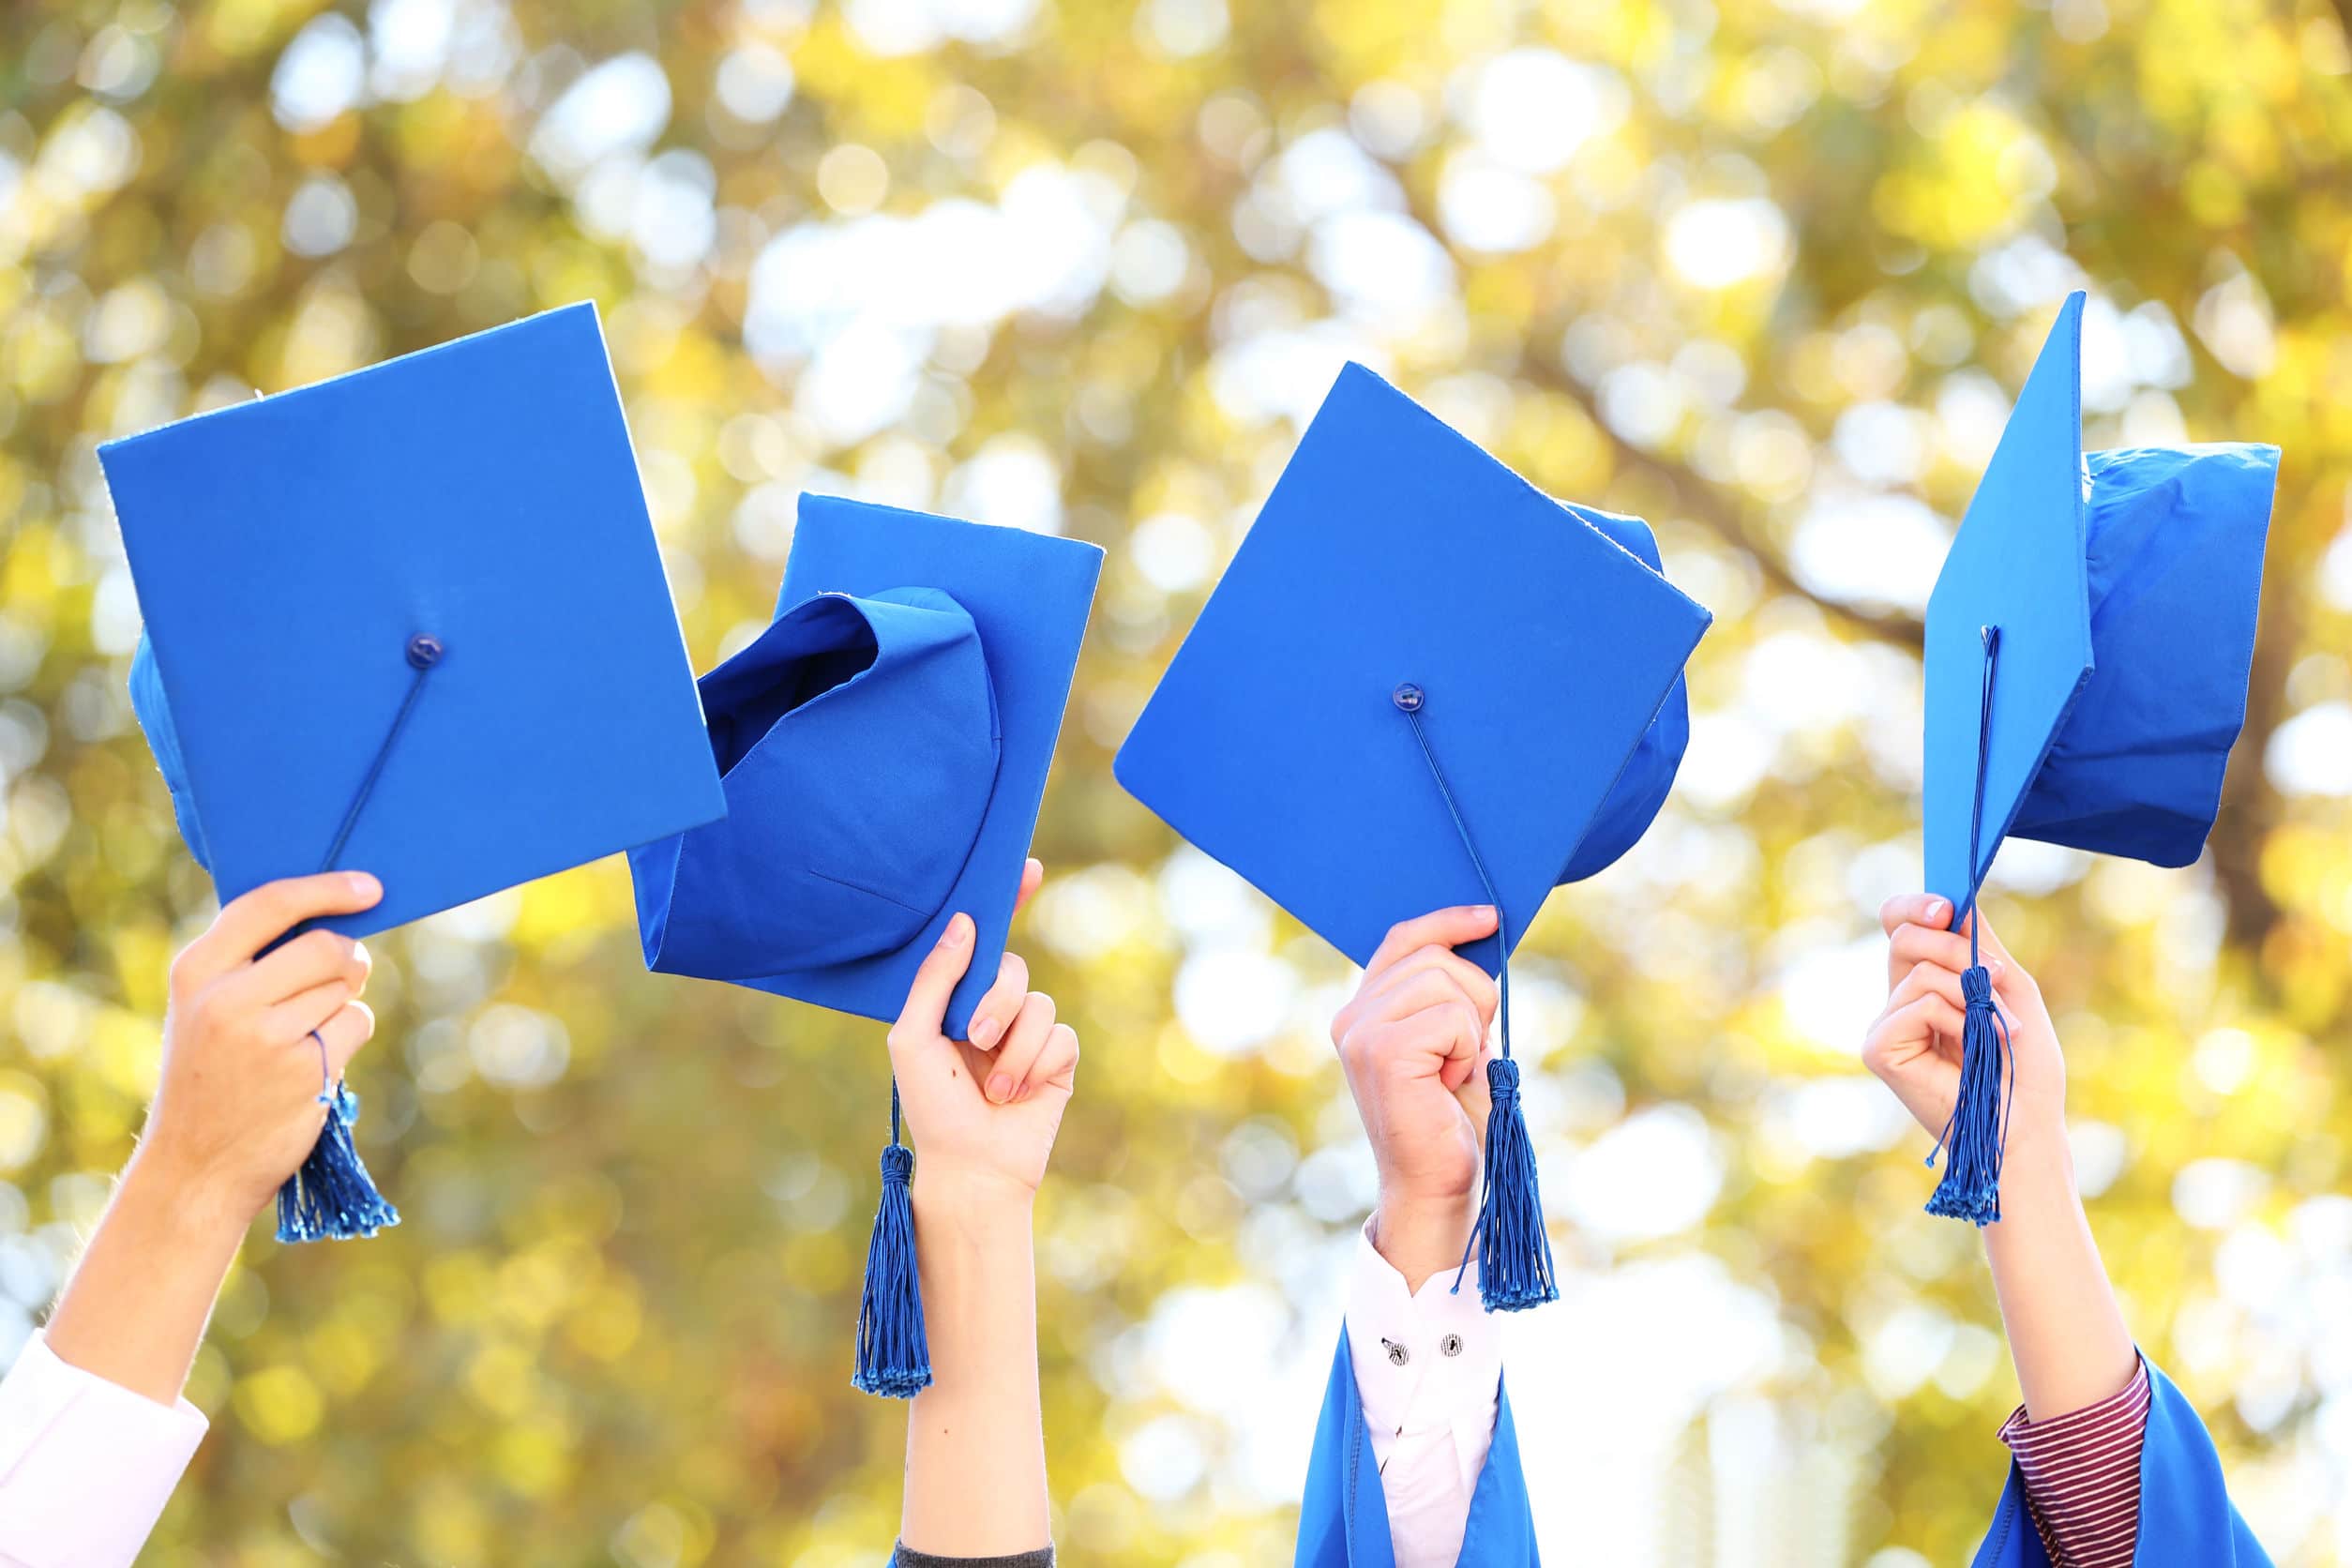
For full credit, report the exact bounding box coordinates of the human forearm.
[1982,1132,2138,1422]
[45,1148,250,1406]
[899,1174,1048,1558]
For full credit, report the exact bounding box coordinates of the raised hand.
[1862,892,2133,1419]
[1332,905,1501,1290]
[1863,892,2066,1160]
[45,870,383,1407]
[886,858,1077,1203]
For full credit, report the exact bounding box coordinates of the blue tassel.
[1467,1057,1558,1311]
[852,1141,932,1398]
[276,1083,400,1243]
[1924,963,2013,1226]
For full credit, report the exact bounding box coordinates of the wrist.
[911,1164,1036,1235]
[1371,1188,1477,1294]
[120,1143,260,1245]
[1983,1128,2082,1238]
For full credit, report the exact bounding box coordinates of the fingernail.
[986,1073,1012,1104]
[348,872,381,899]
[971,1016,1003,1048]
[1991,960,2005,978]
[1926,898,1948,923]
[942,913,972,947]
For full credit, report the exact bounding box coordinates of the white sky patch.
[1981,835,2090,897]
[1129,510,1216,593]
[941,432,1063,535]
[1512,1256,1784,1561]
[1789,490,1951,614]
[1665,199,1792,290]
[1774,934,1884,1056]
[1968,234,2087,320]
[2320,524,2352,611]
[530,53,671,184]
[1438,150,1556,254]
[715,41,795,123]
[1554,1105,1724,1243]
[1206,321,1389,429]
[1935,369,2013,475]
[1676,709,1776,814]
[1174,949,1297,1057]
[2195,265,2278,381]
[1456,49,1630,175]
[272,13,367,132]
[2268,701,2352,796]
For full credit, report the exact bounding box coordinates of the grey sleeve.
[890,1546,1054,1568]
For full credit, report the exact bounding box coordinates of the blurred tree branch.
[1509,349,1928,651]
[1378,173,1927,650]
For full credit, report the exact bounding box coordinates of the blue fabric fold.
[630,586,1001,981]
[2006,443,2280,867]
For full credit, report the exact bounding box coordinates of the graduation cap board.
[1116,362,1712,1312]
[107,302,726,1242]
[1920,289,2279,1224]
[626,494,1102,1395]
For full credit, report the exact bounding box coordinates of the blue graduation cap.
[106,302,726,1243]
[1115,363,1712,1312]
[626,494,1102,1395]
[1921,290,2279,1224]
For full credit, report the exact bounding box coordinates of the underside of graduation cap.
[2007,440,2278,867]
[1115,362,1711,980]
[105,302,727,938]
[1922,291,2096,925]
[632,495,1101,1042]
[631,585,1003,983]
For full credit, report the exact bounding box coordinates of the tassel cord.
[1392,685,1558,1311]
[275,635,439,1243]
[1924,626,2021,1225]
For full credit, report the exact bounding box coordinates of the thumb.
[891,913,976,1048]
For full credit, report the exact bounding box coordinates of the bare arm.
[901,1183,1047,1552]
[46,871,382,1404]
[1865,893,2137,1419]
[884,861,1070,1556]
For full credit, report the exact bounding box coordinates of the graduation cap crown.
[1921,291,2279,1224]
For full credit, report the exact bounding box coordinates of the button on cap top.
[406,633,445,670]
[1392,682,1425,713]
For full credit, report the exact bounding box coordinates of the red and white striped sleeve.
[1996,1356,2154,1568]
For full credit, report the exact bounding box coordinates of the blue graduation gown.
[1295,1331,1539,1568]
[1972,1361,2270,1567]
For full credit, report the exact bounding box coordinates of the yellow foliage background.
[4,0,2352,1562]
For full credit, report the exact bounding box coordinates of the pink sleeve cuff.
[0,1333,208,1568]
[1997,1355,2152,1568]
